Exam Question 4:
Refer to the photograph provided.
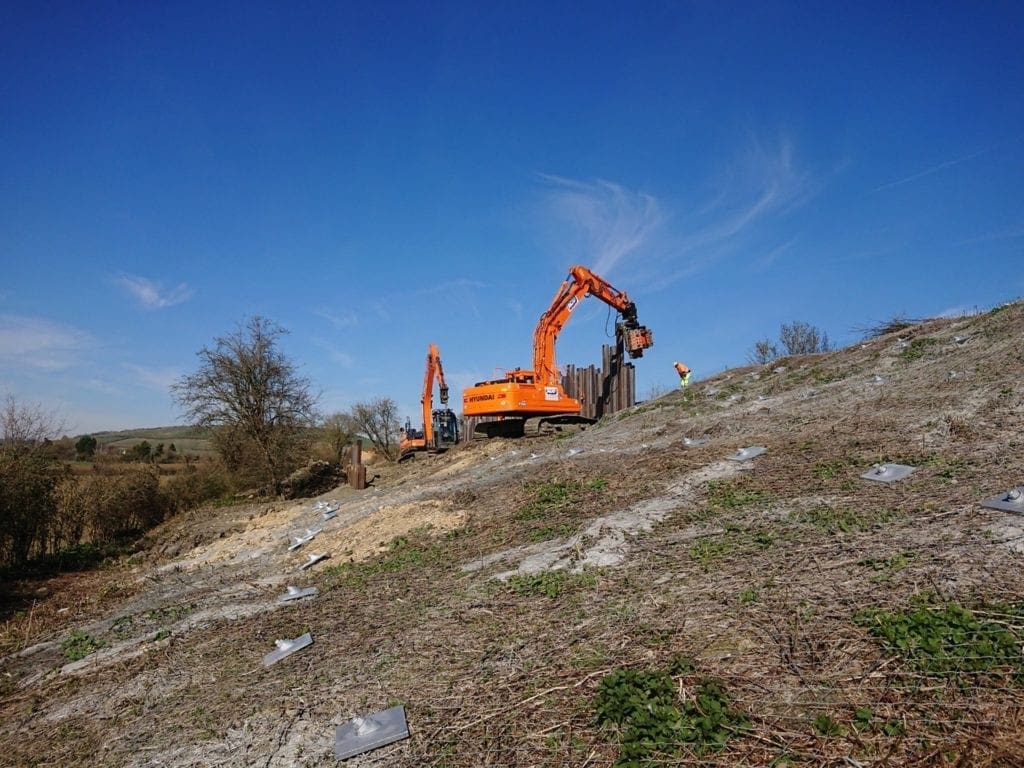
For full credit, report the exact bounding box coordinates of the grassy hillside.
[92,426,216,457]
[2,302,1023,767]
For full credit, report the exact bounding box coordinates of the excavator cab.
[432,408,460,445]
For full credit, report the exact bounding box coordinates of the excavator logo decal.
[544,387,559,400]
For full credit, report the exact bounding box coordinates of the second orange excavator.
[463,265,654,438]
[399,343,460,459]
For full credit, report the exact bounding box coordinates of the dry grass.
[1,302,1023,766]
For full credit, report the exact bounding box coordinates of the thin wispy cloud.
[537,138,813,289]
[952,224,1024,247]
[0,314,94,371]
[122,363,181,392]
[370,279,487,323]
[538,174,663,276]
[752,237,799,273]
[313,308,360,329]
[870,146,992,194]
[116,274,194,309]
[311,339,355,368]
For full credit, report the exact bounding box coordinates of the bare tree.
[0,396,67,566]
[171,317,319,494]
[347,397,401,461]
[747,338,780,365]
[322,412,358,464]
[778,321,831,355]
[1,395,65,456]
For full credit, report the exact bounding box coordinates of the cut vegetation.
[2,301,1024,766]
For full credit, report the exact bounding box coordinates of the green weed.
[505,569,597,598]
[859,551,916,582]
[795,505,896,534]
[812,713,845,738]
[689,538,732,569]
[706,480,771,510]
[594,662,746,764]
[518,480,585,520]
[855,600,1024,679]
[812,458,856,480]
[322,534,446,590]
[62,630,104,661]
[899,337,938,362]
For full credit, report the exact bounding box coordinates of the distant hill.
[91,426,216,457]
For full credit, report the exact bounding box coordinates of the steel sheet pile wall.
[561,343,636,420]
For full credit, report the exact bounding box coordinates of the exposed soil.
[2,302,1023,767]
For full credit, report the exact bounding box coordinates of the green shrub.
[899,337,938,362]
[855,600,1024,679]
[595,663,747,764]
[159,463,232,512]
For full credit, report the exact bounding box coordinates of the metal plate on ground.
[299,553,328,570]
[727,446,767,461]
[335,705,410,760]
[981,487,1024,514]
[682,437,709,448]
[262,633,312,666]
[288,528,322,551]
[861,463,916,483]
[278,586,318,602]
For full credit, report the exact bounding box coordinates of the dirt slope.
[2,302,1023,767]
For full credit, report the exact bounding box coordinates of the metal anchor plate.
[861,463,916,483]
[335,705,410,759]
[288,528,322,551]
[262,632,312,666]
[980,487,1024,514]
[728,446,767,461]
[299,552,328,571]
[278,585,318,602]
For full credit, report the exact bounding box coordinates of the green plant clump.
[505,569,596,598]
[855,601,1024,679]
[62,630,104,661]
[706,480,770,510]
[595,663,747,765]
[899,336,938,362]
[795,505,896,534]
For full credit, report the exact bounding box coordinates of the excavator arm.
[532,265,653,386]
[420,343,449,445]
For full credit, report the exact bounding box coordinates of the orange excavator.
[463,265,654,438]
[399,343,460,459]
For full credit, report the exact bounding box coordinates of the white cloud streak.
[538,174,663,276]
[122,363,181,392]
[870,147,992,194]
[537,138,813,288]
[313,308,359,329]
[116,274,194,309]
[0,314,94,371]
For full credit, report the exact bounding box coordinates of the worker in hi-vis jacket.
[673,361,691,388]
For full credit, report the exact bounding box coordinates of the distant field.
[92,427,216,457]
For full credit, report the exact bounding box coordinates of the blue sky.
[2,1,1022,434]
